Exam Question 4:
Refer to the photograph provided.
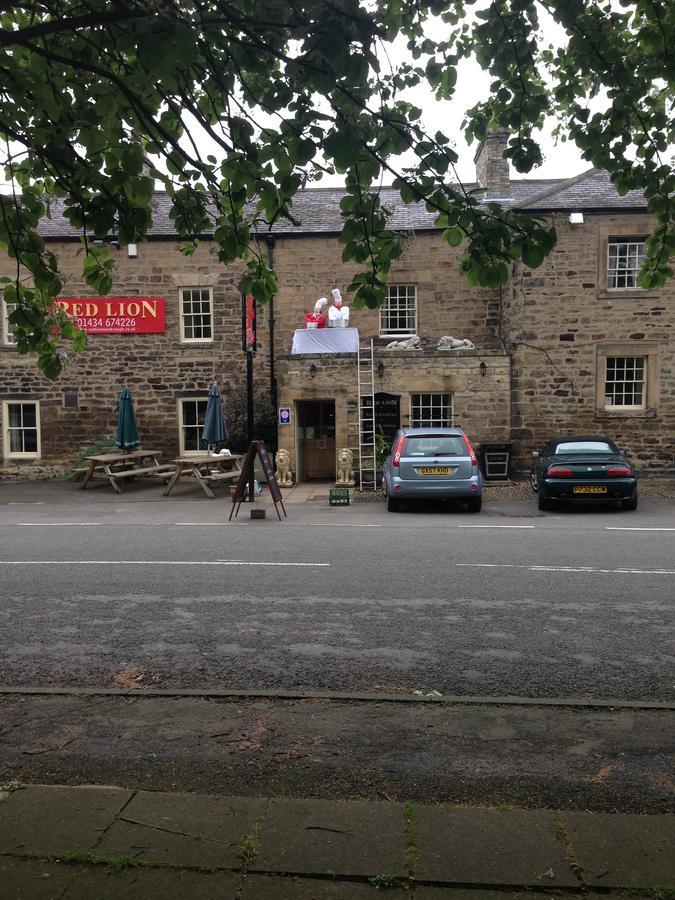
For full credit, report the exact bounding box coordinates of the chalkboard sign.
[375,393,401,446]
[229,441,287,521]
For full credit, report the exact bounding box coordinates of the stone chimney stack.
[473,129,510,198]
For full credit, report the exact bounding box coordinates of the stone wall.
[276,350,511,480]
[261,232,501,353]
[1,207,673,479]
[504,213,674,474]
[0,241,256,477]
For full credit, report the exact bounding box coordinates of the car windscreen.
[403,436,466,457]
[554,441,614,454]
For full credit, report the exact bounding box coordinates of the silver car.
[382,427,483,512]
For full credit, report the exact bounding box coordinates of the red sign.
[54,297,166,334]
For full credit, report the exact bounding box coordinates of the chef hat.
[331,288,342,304]
[314,298,328,312]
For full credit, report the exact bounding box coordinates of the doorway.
[297,400,336,480]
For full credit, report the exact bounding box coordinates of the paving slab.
[253,798,407,877]
[0,785,133,856]
[243,874,409,899]
[562,810,675,889]
[415,806,577,887]
[97,790,266,869]
[0,856,83,900]
[63,865,241,899]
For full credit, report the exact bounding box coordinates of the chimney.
[473,129,510,199]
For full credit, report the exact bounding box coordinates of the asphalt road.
[1,486,673,702]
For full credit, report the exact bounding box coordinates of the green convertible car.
[530,436,638,511]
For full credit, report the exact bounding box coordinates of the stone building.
[1,133,673,482]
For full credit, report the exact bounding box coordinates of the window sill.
[378,334,418,341]
[597,290,659,302]
[594,408,656,420]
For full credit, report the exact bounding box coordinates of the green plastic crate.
[329,487,350,506]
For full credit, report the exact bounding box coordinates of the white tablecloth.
[291,327,359,354]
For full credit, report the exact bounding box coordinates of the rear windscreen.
[555,441,613,454]
[404,436,465,457]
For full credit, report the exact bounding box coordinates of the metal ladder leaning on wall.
[357,339,377,491]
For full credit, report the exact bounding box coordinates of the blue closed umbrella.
[115,387,140,451]
[202,384,228,448]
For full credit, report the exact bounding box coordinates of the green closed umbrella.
[115,387,140,451]
[202,384,228,448]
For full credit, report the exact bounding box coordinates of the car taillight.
[462,434,478,467]
[607,465,632,477]
[547,465,573,477]
[392,434,406,468]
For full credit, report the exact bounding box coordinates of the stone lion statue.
[437,335,475,350]
[274,448,293,487]
[336,447,354,485]
[385,335,422,350]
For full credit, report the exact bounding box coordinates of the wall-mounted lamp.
[309,363,317,378]
[377,361,385,378]
[127,243,138,258]
[479,361,487,377]
[568,212,584,225]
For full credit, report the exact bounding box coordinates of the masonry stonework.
[1,168,673,481]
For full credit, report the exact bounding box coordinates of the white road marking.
[13,522,102,526]
[606,527,675,532]
[457,525,535,529]
[0,560,329,567]
[308,523,382,527]
[457,563,675,575]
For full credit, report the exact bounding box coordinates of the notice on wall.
[54,297,166,334]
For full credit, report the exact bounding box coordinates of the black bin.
[479,443,512,481]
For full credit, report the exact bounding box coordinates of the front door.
[298,400,336,480]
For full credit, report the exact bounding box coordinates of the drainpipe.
[265,236,277,409]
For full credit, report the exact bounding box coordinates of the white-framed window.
[178,397,209,454]
[410,393,453,428]
[607,239,646,290]
[3,400,40,458]
[379,284,417,337]
[603,356,646,410]
[179,287,213,342]
[2,291,16,345]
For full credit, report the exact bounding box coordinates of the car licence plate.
[573,486,607,494]
[419,466,452,475]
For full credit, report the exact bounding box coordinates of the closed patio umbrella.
[115,387,140,451]
[202,383,228,448]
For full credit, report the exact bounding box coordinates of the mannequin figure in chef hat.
[305,297,328,329]
[328,288,349,328]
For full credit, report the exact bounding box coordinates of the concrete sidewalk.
[1,785,672,898]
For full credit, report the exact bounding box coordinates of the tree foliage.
[0,0,672,376]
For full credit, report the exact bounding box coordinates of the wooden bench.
[112,465,176,480]
[201,470,240,483]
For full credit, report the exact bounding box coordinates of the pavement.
[1,783,673,899]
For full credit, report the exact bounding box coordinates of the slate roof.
[37,170,647,240]
[517,168,650,211]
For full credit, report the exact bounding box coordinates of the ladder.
[357,339,377,491]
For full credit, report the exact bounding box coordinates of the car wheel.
[537,491,552,511]
[529,469,539,492]
[466,495,482,513]
[621,496,638,511]
[387,495,399,512]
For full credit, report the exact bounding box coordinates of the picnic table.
[163,453,244,499]
[79,449,175,494]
